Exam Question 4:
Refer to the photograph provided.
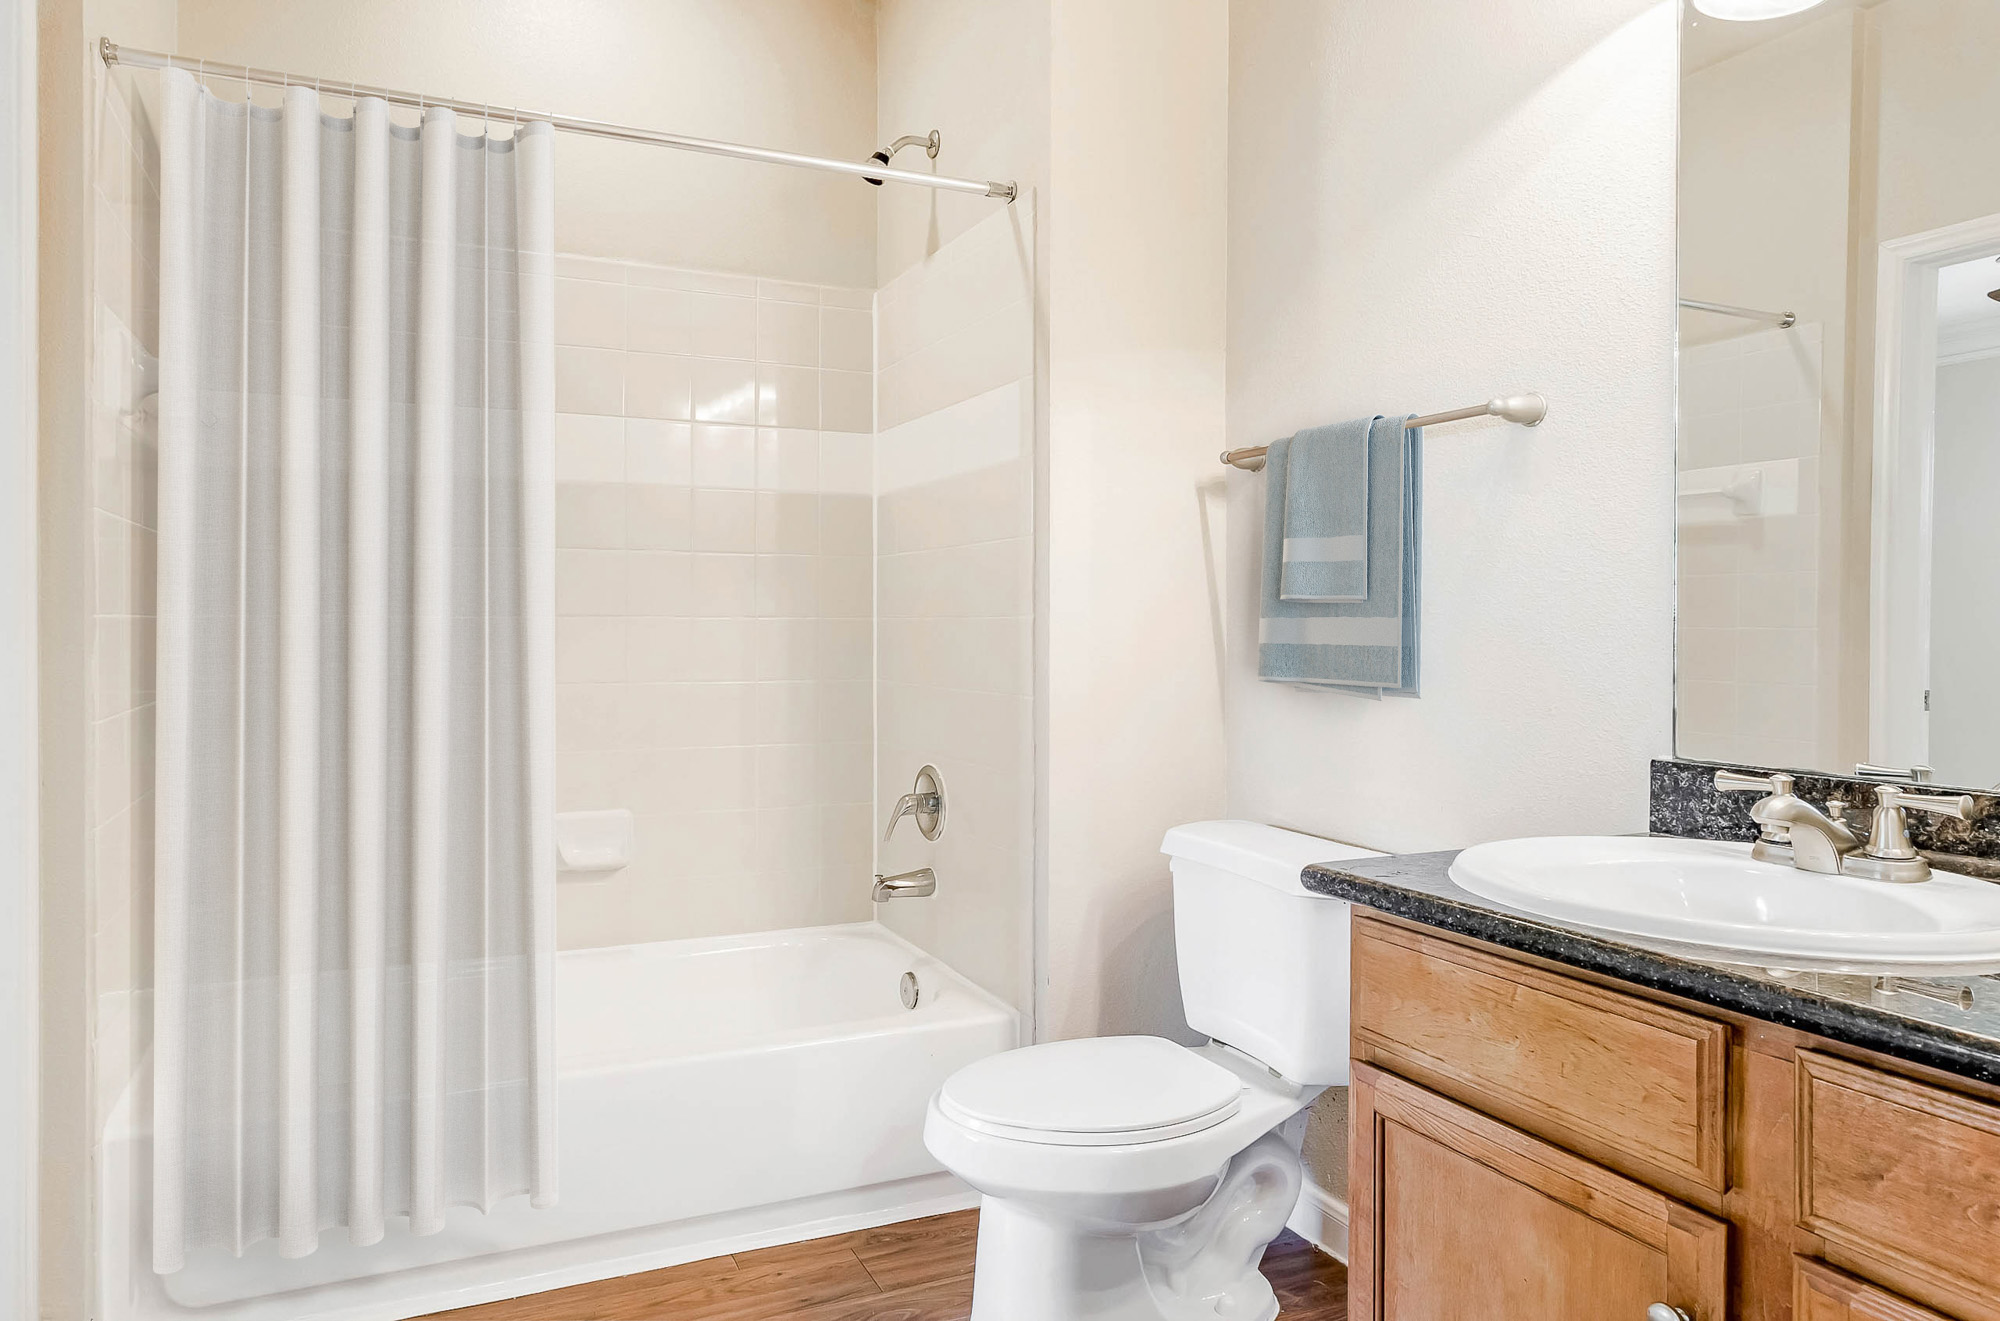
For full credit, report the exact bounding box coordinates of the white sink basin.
[1449,836,2000,974]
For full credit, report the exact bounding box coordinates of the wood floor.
[422,1209,1348,1321]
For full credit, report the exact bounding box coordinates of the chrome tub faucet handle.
[882,765,947,842]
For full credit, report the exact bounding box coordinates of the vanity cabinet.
[1348,913,2000,1321]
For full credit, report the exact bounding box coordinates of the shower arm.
[864,131,942,186]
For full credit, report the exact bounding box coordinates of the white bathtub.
[102,922,1018,1321]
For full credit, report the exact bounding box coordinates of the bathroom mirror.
[1675,0,2000,791]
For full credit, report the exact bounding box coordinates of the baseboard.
[1285,1175,1349,1264]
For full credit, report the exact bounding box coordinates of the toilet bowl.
[923,821,1382,1321]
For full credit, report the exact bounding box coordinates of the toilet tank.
[1161,820,1383,1087]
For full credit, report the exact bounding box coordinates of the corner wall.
[1042,0,1230,1042]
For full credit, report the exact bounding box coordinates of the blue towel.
[1257,416,1421,696]
[1279,420,1369,602]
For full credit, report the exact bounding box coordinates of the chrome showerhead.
[864,130,940,185]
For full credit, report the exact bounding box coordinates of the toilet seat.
[936,1036,1243,1147]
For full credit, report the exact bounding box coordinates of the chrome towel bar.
[1219,393,1547,472]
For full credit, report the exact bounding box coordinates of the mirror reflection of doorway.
[1923,250,2000,787]
[1870,218,2000,790]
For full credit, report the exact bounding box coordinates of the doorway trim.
[0,0,38,1311]
[1868,211,2000,769]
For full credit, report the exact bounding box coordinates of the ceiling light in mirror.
[1690,0,1828,18]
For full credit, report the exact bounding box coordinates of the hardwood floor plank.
[421,1254,740,1321]
[786,1271,977,1321]
[415,1209,1347,1321]
[639,1246,881,1321]
[849,1211,981,1293]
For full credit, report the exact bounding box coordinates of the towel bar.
[1219,393,1546,471]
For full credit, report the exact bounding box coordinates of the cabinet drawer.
[1799,1050,2000,1319]
[1795,1258,1954,1321]
[1352,916,1730,1192]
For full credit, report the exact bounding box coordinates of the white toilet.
[923,820,1379,1321]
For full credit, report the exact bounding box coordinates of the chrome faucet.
[1714,770,1977,883]
[872,868,937,901]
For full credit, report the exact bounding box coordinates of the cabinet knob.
[1647,1306,1692,1321]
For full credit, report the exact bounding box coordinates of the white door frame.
[1868,212,2000,769]
[0,0,37,1312]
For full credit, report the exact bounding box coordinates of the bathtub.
[102,922,1018,1321]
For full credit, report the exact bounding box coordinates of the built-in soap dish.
[556,809,633,877]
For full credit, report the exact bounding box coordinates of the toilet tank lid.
[1160,819,1383,896]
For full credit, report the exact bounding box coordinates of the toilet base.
[966,1131,1299,1321]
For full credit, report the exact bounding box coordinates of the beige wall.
[1224,0,1676,848]
[1041,0,1229,1043]
[1224,0,1678,1202]
[175,0,879,285]
[874,0,1048,287]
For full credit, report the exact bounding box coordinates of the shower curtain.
[150,70,557,1273]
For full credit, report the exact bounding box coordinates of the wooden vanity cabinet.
[1348,913,2000,1321]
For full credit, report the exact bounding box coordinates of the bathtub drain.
[899,970,921,1010]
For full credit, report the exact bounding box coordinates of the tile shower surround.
[549,256,877,947]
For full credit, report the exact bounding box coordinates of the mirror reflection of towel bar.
[1677,470,1763,513]
[1680,297,1796,328]
[1219,393,1547,472]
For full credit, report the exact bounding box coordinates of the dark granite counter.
[1303,849,2000,1088]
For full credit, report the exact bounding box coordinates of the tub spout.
[872,867,937,901]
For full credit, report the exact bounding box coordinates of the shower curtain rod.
[99,38,1020,202]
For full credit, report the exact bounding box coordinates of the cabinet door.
[1796,1258,1956,1321]
[1350,1061,1729,1321]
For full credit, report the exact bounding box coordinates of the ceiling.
[1937,255,2000,363]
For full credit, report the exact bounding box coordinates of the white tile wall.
[551,255,877,948]
[1676,324,1824,769]
[872,208,1037,1016]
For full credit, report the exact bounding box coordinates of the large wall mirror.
[1676,0,2000,791]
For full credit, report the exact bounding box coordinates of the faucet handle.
[1880,788,1976,820]
[1715,769,1794,796]
[1855,784,1977,871]
[1879,786,1977,823]
[1714,770,1797,848]
[881,764,947,842]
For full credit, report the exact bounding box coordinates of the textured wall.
[1223,0,1677,852]
[1224,0,1680,1207]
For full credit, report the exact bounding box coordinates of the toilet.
[923,820,1380,1321]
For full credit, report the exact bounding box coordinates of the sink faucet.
[1715,770,1859,873]
[1714,770,1976,883]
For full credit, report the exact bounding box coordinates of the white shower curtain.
[151,70,557,1273]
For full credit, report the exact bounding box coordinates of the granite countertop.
[1303,849,2000,1088]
